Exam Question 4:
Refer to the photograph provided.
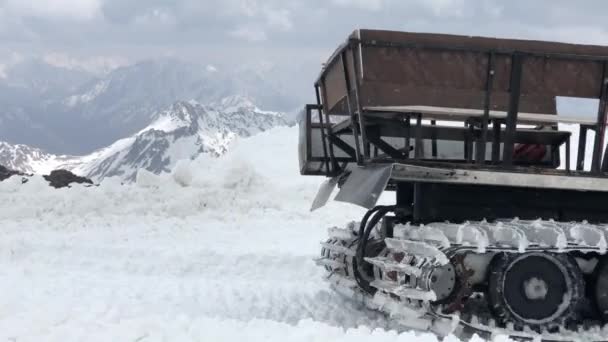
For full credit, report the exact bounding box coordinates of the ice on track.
[0,127,479,341]
[569,223,608,253]
[385,239,449,265]
[394,224,451,249]
[491,222,529,252]
[528,220,568,250]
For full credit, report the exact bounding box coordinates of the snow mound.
[0,127,355,221]
[0,126,498,341]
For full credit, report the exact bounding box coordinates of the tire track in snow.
[0,229,392,332]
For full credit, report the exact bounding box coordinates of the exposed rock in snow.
[0,164,24,181]
[43,169,94,189]
[1,164,93,188]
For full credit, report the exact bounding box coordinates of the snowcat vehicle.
[299,29,608,341]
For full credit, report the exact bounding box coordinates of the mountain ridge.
[0,96,287,182]
[0,57,300,155]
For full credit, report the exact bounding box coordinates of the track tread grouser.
[317,216,608,342]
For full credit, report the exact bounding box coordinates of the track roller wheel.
[488,252,585,331]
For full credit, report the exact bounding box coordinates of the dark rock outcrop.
[1,165,94,188]
[43,169,94,189]
[0,165,25,181]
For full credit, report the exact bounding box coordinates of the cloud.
[230,26,268,42]
[422,0,465,16]
[42,52,129,75]
[0,51,25,68]
[1,0,608,119]
[2,0,608,91]
[264,8,292,31]
[132,8,176,28]
[4,0,102,20]
[331,0,385,11]
[329,0,465,14]
[0,51,25,78]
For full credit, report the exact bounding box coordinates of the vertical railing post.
[503,53,524,166]
[321,77,350,168]
[404,115,411,160]
[476,52,495,164]
[337,53,363,165]
[315,84,333,175]
[431,120,438,158]
[414,113,423,159]
[349,38,370,160]
[305,104,313,164]
[565,138,571,172]
[593,62,608,173]
[492,120,502,163]
[577,125,588,171]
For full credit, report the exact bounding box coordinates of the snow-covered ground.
[0,127,501,342]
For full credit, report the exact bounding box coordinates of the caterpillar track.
[317,217,608,341]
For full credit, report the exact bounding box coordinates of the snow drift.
[0,127,514,341]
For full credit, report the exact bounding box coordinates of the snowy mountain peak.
[68,98,288,181]
[0,141,70,174]
[145,101,200,133]
[2,94,288,182]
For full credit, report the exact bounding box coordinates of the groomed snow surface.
[0,127,508,341]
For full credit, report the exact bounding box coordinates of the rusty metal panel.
[538,59,603,98]
[322,57,347,112]
[359,82,557,114]
[321,29,608,115]
[361,47,488,90]
[321,47,358,115]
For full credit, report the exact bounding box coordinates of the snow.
[172,160,194,187]
[66,136,138,177]
[385,239,449,265]
[0,141,74,174]
[569,223,608,253]
[143,112,189,133]
[0,126,497,341]
[215,95,283,117]
[523,278,549,300]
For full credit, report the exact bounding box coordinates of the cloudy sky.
[2,0,608,84]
